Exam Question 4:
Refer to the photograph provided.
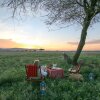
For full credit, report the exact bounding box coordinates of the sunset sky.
[0,7,100,51]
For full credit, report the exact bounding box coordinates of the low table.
[47,68,64,78]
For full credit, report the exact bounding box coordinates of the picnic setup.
[24,52,97,98]
[25,60,65,95]
[25,60,65,80]
[25,56,84,95]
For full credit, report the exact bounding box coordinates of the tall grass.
[0,51,100,100]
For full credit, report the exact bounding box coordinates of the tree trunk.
[73,16,92,65]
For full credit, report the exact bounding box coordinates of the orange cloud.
[0,39,25,48]
[67,39,100,51]
[84,44,100,51]
[0,39,42,49]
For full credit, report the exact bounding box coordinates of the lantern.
[88,72,95,81]
[40,81,46,95]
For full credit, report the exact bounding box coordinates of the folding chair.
[68,65,80,74]
[25,64,43,82]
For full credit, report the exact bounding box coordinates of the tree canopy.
[1,0,100,25]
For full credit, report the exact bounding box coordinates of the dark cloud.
[68,42,78,45]
[68,39,100,45]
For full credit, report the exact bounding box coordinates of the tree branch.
[95,0,100,15]
[91,0,97,7]
[86,1,90,8]
[83,0,87,13]
[95,8,100,15]
[76,0,84,7]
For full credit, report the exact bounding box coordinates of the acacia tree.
[1,0,100,65]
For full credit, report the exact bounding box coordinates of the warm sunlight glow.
[12,37,45,46]
[21,45,34,49]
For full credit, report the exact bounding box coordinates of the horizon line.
[0,47,100,52]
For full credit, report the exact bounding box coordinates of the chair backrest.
[68,64,81,74]
[25,64,38,80]
[76,65,80,73]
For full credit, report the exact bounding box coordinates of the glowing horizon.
[0,38,100,51]
[0,7,100,51]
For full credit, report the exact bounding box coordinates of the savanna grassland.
[0,51,100,100]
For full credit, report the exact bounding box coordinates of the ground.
[0,51,100,100]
